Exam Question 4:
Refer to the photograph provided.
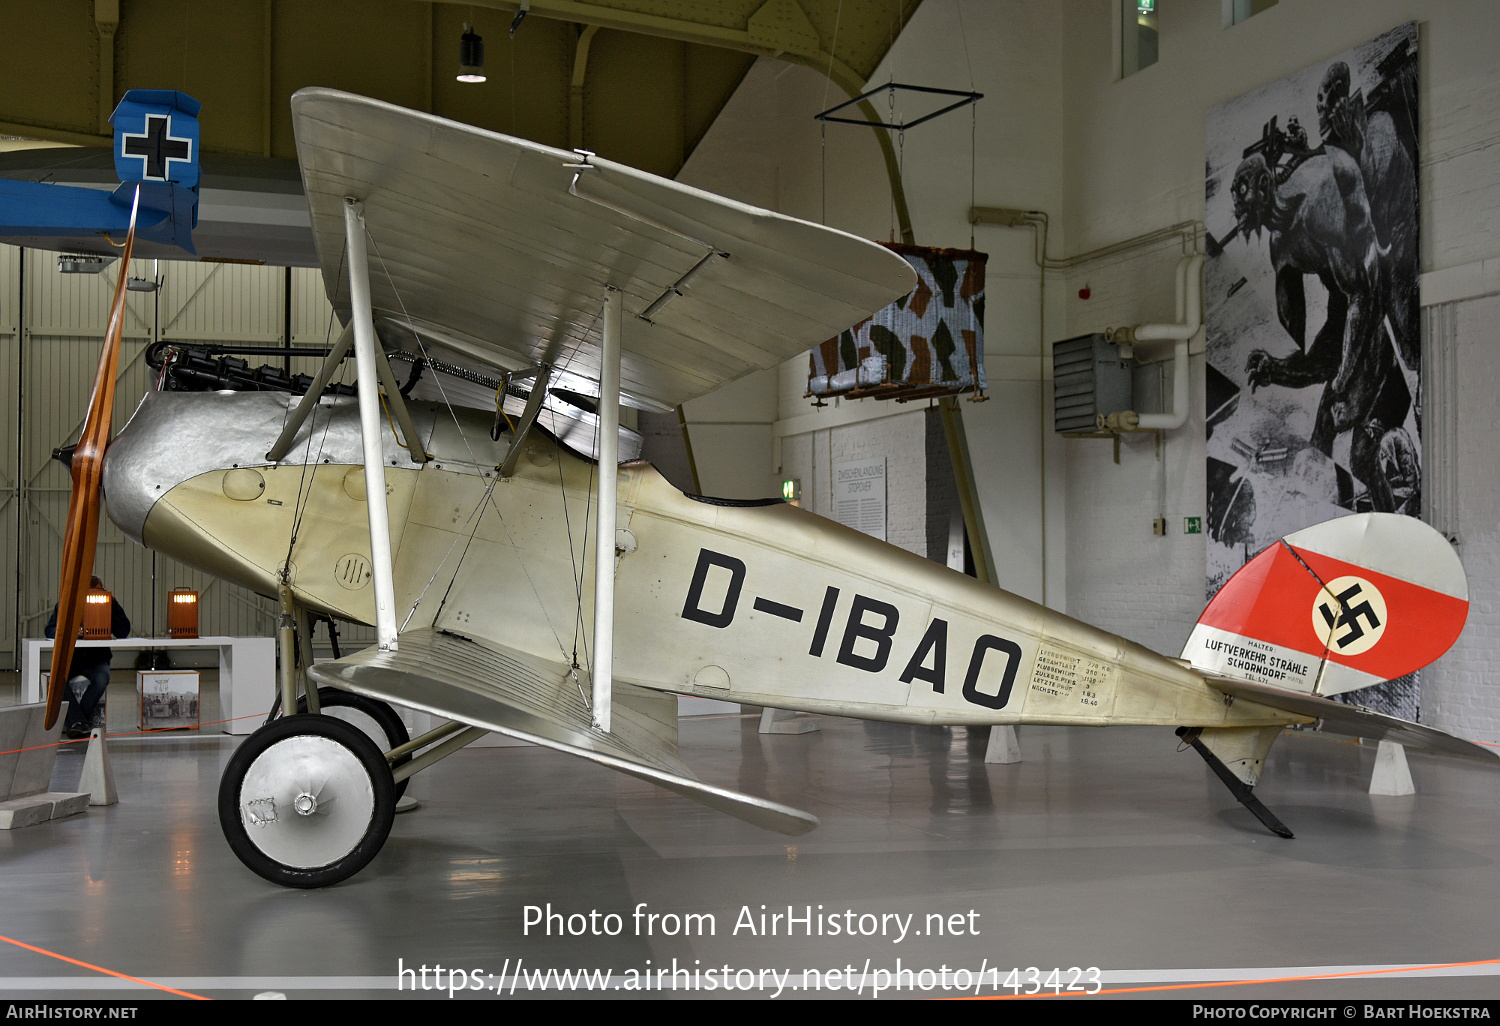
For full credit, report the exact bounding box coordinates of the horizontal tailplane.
[1204,675,1499,763]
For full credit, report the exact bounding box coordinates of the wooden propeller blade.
[44,190,139,730]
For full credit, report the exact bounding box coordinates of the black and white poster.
[1204,23,1420,716]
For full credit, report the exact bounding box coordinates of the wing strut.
[590,287,622,732]
[343,197,399,652]
[497,363,553,479]
[370,342,429,464]
[265,324,352,462]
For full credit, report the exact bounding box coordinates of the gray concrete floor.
[1,672,1498,1002]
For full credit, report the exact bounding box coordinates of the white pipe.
[1124,253,1202,431]
[1135,338,1190,430]
[1133,253,1202,342]
[343,197,399,653]
[591,287,622,733]
[1176,253,1187,323]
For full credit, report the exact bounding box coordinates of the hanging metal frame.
[814,83,982,132]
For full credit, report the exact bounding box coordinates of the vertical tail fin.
[109,89,200,254]
[1182,514,1467,696]
[112,90,200,190]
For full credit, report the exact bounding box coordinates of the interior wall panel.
[27,259,152,339]
[0,0,98,137]
[9,249,332,671]
[290,265,336,346]
[270,1,436,158]
[115,0,270,156]
[159,261,284,343]
[0,245,19,662]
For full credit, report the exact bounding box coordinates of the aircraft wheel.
[219,715,396,888]
[296,688,411,799]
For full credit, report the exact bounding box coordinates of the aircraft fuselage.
[105,390,1298,731]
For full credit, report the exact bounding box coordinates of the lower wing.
[307,627,818,836]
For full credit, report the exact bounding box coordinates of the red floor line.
[0,932,210,1000]
[0,712,266,756]
[958,956,1500,999]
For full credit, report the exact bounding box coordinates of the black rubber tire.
[296,687,411,799]
[219,714,396,888]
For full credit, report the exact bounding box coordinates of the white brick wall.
[779,406,930,559]
[680,0,1500,737]
[1422,294,1500,741]
[1059,241,1210,655]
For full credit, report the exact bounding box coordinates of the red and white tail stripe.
[1183,514,1468,696]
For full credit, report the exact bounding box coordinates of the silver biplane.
[44,89,1489,887]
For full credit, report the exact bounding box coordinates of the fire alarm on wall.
[1078,284,1092,300]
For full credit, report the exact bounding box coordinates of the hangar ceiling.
[0,0,923,181]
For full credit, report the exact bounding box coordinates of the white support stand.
[758,707,820,734]
[590,287,622,733]
[985,725,1021,764]
[1369,739,1415,796]
[79,727,118,806]
[343,197,399,654]
[0,703,88,828]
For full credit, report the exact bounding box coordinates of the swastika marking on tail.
[1311,576,1387,656]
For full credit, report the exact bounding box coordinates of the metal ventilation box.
[1052,333,1133,433]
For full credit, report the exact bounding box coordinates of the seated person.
[45,577,131,739]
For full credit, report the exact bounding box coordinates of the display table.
[21,636,275,735]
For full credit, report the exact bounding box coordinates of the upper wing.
[307,627,818,836]
[291,88,917,412]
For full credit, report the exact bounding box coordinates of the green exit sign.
[1184,516,1202,535]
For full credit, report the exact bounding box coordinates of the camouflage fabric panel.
[808,245,987,399]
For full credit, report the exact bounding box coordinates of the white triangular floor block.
[985,725,1021,764]
[80,728,118,806]
[1370,739,1415,796]
[758,707,820,734]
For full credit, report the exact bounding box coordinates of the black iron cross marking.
[122,114,190,181]
[1318,582,1381,649]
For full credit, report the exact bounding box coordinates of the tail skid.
[1177,726,1294,838]
[1180,674,1498,838]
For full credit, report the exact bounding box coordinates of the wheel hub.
[236,734,377,869]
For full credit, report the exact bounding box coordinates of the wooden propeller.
[44,189,139,730]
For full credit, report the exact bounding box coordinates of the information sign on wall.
[833,458,887,542]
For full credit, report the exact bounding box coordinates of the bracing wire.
[400,482,489,633]
[281,241,349,577]
[479,480,574,665]
[363,224,574,665]
[366,228,482,468]
[555,451,590,669]
[955,0,978,248]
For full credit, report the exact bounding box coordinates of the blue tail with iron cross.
[0,90,200,255]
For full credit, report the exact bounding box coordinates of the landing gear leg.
[297,687,413,799]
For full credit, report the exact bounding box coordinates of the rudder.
[1182,514,1467,697]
